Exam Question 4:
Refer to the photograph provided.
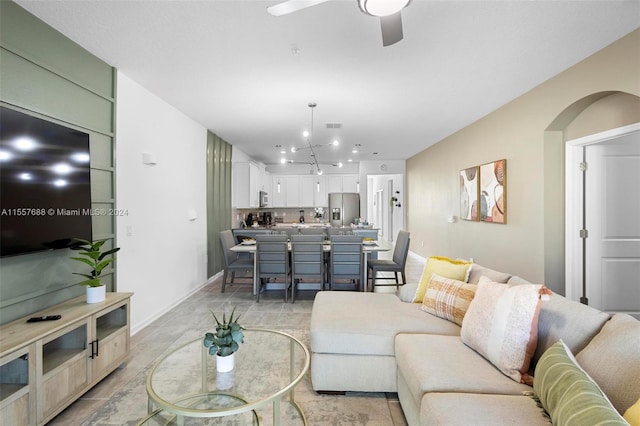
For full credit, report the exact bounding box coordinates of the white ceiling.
[15,0,640,169]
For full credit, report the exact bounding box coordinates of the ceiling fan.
[267,0,412,47]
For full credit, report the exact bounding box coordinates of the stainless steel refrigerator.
[329,193,360,227]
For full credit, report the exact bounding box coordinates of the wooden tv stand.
[0,292,133,425]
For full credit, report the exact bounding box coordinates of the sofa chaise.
[310,262,640,425]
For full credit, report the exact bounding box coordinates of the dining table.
[230,238,392,295]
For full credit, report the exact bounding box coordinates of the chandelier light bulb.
[337,162,343,168]
[291,147,297,153]
[332,140,339,146]
[317,168,323,175]
[303,130,310,138]
[280,158,286,164]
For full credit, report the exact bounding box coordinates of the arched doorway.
[544,91,640,316]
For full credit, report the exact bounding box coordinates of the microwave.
[259,190,268,207]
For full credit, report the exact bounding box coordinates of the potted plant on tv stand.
[70,238,120,304]
[203,306,245,373]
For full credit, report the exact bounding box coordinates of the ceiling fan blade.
[267,0,331,17]
[380,12,404,46]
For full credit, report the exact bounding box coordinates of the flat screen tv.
[0,106,92,257]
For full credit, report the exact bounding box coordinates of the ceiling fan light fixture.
[358,0,410,17]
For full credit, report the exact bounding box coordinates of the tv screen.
[0,107,92,257]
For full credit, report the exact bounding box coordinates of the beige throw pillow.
[461,276,550,384]
[420,273,477,326]
[576,313,640,415]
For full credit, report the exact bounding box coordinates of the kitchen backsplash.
[233,207,327,228]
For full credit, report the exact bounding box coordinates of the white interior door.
[375,189,384,239]
[387,179,394,242]
[584,129,640,317]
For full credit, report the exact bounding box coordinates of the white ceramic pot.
[216,352,235,373]
[86,285,106,304]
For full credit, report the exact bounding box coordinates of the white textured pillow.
[461,276,548,384]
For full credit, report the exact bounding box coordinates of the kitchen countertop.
[234,224,378,230]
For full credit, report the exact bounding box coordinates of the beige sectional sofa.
[310,264,640,425]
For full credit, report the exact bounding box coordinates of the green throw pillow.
[533,340,628,426]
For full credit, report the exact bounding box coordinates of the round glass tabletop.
[140,328,309,425]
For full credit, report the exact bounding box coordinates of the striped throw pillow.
[420,273,476,326]
[533,340,628,426]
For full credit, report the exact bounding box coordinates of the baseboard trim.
[130,271,222,335]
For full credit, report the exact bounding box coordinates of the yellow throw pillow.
[625,398,640,426]
[412,256,472,303]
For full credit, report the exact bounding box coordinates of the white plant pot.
[86,285,106,304]
[216,352,235,373]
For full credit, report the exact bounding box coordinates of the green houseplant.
[203,306,245,372]
[70,238,121,287]
[70,238,120,303]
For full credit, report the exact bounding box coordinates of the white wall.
[116,72,208,333]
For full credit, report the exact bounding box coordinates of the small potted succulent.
[203,306,245,372]
[69,238,120,303]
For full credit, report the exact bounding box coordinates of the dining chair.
[367,230,410,292]
[329,235,363,291]
[352,228,379,260]
[219,230,254,293]
[290,234,325,303]
[255,235,290,302]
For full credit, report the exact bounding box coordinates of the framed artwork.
[460,166,479,221]
[479,159,506,223]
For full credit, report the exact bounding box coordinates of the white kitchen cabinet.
[283,176,299,207]
[316,175,328,207]
[342,175,358,192]
[233,162,261,208]
[299,175,328,207]
[327,175,359,193]
[271,175,286,207]
[298,176,315,207]
[270,175,302,207]
[327,175,343,193]
[271,175,298,207]
[259,167,271,195]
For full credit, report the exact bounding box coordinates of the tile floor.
[48,248,426,425]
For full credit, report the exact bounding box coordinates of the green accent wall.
[207,131,232,277]
[0,1,117,324]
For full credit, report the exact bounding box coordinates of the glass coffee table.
[137,328,310,425]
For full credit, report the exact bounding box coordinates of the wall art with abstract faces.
[460,166,479,221]
[479,159,507,224]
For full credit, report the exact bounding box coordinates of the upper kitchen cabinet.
[299,175,327,207]
[233,162,261,208]
[327,175,358,193]
[271,175,299,207]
